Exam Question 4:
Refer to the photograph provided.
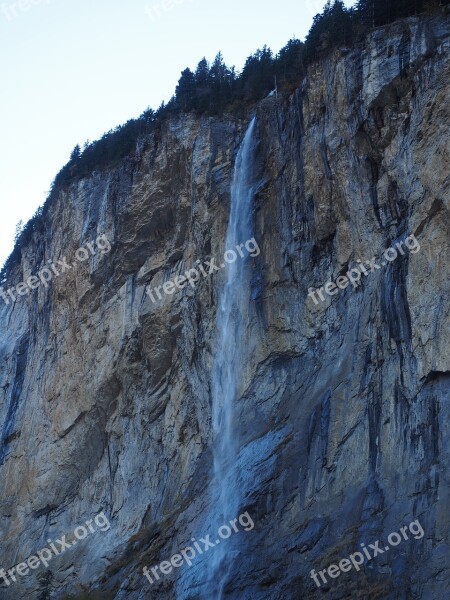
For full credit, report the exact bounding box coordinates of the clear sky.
[0,0,356,268]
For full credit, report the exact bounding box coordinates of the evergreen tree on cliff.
[175,68,196,112]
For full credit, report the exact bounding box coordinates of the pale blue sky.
[0,0,356,268]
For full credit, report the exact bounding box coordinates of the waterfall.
[175,118,258,600]
[209,117,257,596]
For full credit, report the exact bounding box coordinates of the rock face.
[0,13,449,600]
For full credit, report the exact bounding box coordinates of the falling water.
[209,117,257,596]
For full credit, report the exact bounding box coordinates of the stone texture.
[0,13,449,600]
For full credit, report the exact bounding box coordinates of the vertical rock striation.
[0,12,449,600]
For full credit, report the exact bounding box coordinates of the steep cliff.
[0,12,449,600]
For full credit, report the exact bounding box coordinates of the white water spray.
[209,117,257,595]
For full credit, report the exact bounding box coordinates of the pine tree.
[375,0,395,26]
[329,0,352,45]
[70,144,81,161]
[193,58,211,113]
[195,58,209,85]
[140,107,155,131]
[275,39,304,90]
[208,52,234,111]
[356,0,375,28]
[175,68,196,112]
[239,46,274,102]
[304,1,354,61]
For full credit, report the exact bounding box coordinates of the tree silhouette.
[176,68,196,112]
[70,144,81,161]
